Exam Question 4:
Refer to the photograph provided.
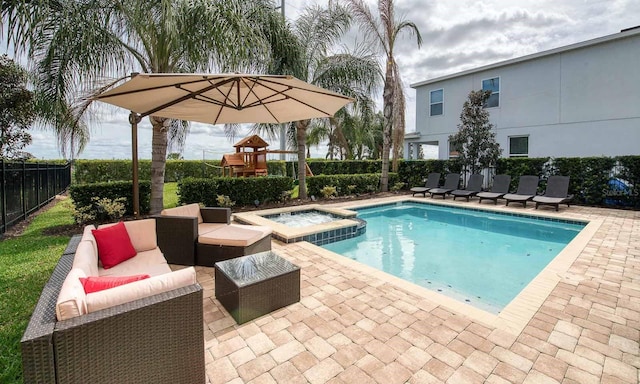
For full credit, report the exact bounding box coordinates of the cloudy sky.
[12,0,640,160]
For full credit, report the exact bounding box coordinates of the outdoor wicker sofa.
[156,203,272,267]
[20,233,205,384]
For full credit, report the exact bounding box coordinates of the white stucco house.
[406,27,640,160]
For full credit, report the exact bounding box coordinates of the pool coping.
[241,196,602,335]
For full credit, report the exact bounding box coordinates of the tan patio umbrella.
[94,73,354,217]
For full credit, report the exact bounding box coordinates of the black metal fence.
[1,160,72,235]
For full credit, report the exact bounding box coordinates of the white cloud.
[15,0,640,160]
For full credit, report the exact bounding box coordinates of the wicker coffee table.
[214,251,300,324]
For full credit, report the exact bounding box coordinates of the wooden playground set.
[219,135,312,177]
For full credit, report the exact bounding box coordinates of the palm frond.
[346,0,386,54]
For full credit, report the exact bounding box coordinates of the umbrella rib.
[212,78,238,124]
[254,79,340,117]
[241,78,283,123]
[258,77,353,101]
[140,77,237,118]
[95,76,226,100]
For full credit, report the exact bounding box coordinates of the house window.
[509,136,528,157]
[430,89,443,116]
[482,77,500,108]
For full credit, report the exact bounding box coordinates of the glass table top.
[214,251,300,287]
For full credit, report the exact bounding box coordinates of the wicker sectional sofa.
[156,204,272,267]
[20,219,205,384]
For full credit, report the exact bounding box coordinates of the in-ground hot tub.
[233,205,365,245]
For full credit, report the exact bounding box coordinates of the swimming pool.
[322,202,585,313]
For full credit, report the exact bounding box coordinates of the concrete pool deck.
[194,196,639,383]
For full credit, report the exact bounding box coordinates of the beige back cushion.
[97,219,157,253]
[56,268,88,321]
[72,240,99,277]
[86,267,197,313]
[160,203,203,224]
[82,225,98,255]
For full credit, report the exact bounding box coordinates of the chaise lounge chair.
[477,174,511,204]
[533,175,573,211]
[410,172,441,197]
[451,174,484,201]
[429,173,461,199]
[504,175,540,207]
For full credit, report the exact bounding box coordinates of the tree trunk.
[149,116,169,214]
[380,61,394,192]
[296,120,309,199]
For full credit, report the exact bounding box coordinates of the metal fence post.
[22,160,27,222]
[36,161,41,208]
[1,159,5,234]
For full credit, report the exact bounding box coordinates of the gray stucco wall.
[409,31,640,159]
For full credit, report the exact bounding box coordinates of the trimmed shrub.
[307,160,384,176]
[397,159,461,189]
[74,159,287,183]
[178,176,293,207]
[267,161,287,176]
[496,157,549,192]
[616,156,640,208]
[70,180,151,215]
[307,173,399,197]
[73,160,146,183]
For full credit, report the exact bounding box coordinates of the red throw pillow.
[92,222,137,269]
[80,275,151,294]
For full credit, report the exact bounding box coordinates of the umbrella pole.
[129,112,142,219]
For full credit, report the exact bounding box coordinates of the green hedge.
[307,173,399,197]
[397,159,462,189]
[306,160,383,176]
[69,181,151,215]
[496,157,550,192]
[267,161,287,176]
[71,156,640,208]
[552,157,616,205]
[616,156,640,208]
[178,176,294,207]
[73,159,288,183]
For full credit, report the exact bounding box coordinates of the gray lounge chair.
[429,173,461,198]
[504,175,540,207]
[533,176,573,211]
[451,174,484,201]
[477,174,511,204]
[410,172,441,197]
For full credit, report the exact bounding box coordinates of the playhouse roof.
[233,135,269,149]
[221,153,245,166]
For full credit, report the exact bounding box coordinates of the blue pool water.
[322,202,585,313]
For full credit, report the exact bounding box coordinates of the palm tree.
[346,0,422,191]
[2,0,296,213]
[256,2,380,199]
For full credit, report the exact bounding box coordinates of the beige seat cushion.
[198,223,227,235]
[99,248,170,277]
[160,203,203,224]
[198,224,272,247]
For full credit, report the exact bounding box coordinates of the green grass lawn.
[0,199,75,384]
[163,182,179,209]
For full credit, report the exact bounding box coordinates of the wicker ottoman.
[214,251,300,324]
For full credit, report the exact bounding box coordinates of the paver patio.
[193,197,639,384]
